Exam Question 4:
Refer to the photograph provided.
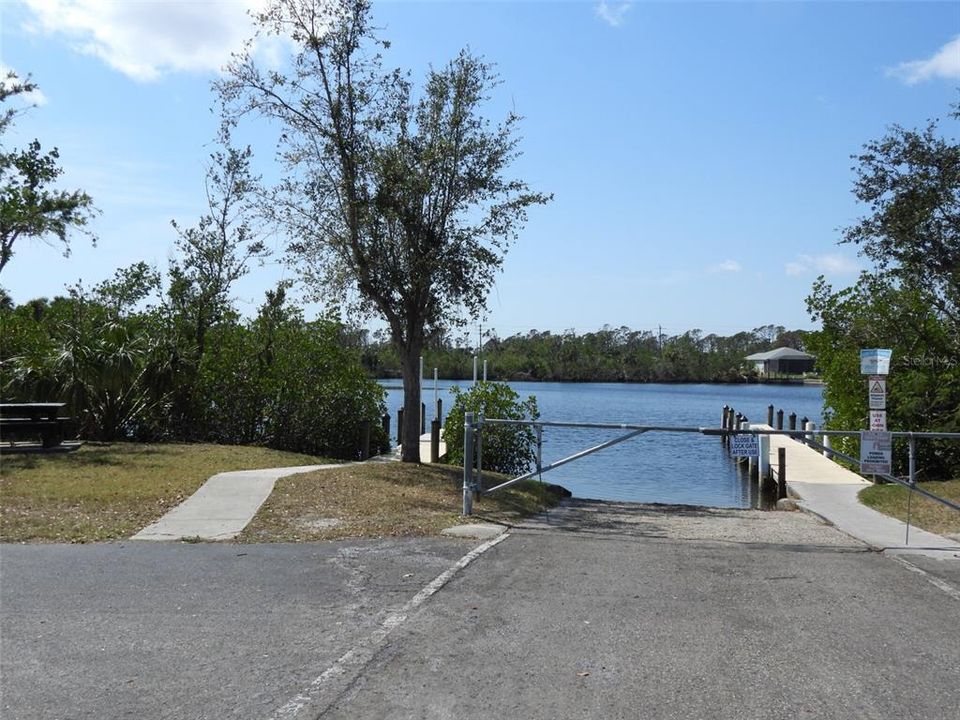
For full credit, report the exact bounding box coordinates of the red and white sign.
[869,410,887,431]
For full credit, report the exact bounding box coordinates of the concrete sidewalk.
[765,430,960,560]
[132,464,338,541]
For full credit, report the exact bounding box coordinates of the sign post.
[860,349,892,475]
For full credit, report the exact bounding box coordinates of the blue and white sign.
[860,349,892,375]
[730,433,759,458]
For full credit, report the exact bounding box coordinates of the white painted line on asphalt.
[890,555,960,602]
[269,532,511,720]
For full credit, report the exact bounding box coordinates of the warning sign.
[869,410,887,431]
[860,430,892,474]
[868,376,886,410]
[730,434,759,458]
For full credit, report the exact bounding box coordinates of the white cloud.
[22,0,270,82]
[887,35,960,85]
[785,261,806,277]
[0,64,49,105]
[708,259,742,273]
[595,1,632,28]
[785,253,859,277]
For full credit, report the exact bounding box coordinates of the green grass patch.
[240,462,563,542]
[859,479,960,538]
[0,443,333,543]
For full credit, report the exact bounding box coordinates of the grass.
[859,479,960,538]
[239,462,564,542]
[0,442,333,543]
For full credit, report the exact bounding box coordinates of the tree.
[0,71,97,274]
[808,101,960,479]
[842,104,959,322]
[165,130,269,436]
[169,130,268,360]
[218,0,550,461]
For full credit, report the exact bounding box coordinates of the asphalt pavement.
[3,502,959,720]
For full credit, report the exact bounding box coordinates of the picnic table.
[0,403,72,449]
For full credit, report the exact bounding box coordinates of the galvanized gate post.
[476,413,484,497]
[463,412,474,516]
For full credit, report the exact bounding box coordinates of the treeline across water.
[359,325,811,383]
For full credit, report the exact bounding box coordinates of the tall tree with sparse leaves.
[218,0,550,461]
[0,71,97,275]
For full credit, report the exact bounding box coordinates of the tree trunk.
[400,347,422,463]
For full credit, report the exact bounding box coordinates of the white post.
[823,434,832,458]
[759,432,770,480]
[805,421,814,447]
[483,359,488,382]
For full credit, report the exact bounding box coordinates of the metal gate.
[459,411,960,520]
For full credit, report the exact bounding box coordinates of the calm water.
[381,380,824,508]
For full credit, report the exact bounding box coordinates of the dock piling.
[777,447,787,499]
[430,418,441,464]
[359,419,371,460]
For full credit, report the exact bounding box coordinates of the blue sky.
[2,1,958,339]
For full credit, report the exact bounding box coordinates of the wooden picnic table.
[1,403,71,448]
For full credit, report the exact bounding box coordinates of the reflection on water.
[380,380,823,509]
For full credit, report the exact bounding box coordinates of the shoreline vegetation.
[377,376,821,387]
[358,324,814,385]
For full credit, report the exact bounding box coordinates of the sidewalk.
[765,430,960,560]
[132,464,338,541]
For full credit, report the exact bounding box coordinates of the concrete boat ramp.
[131,425,958,560]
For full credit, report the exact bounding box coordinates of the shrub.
[443,381,539,476]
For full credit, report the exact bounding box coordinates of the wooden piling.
[430,418,441,463]
[776,409,784,430]
[777,447,787,499]
[788,412,797,431]
[767,404,774,426]
[360,419,371,461]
